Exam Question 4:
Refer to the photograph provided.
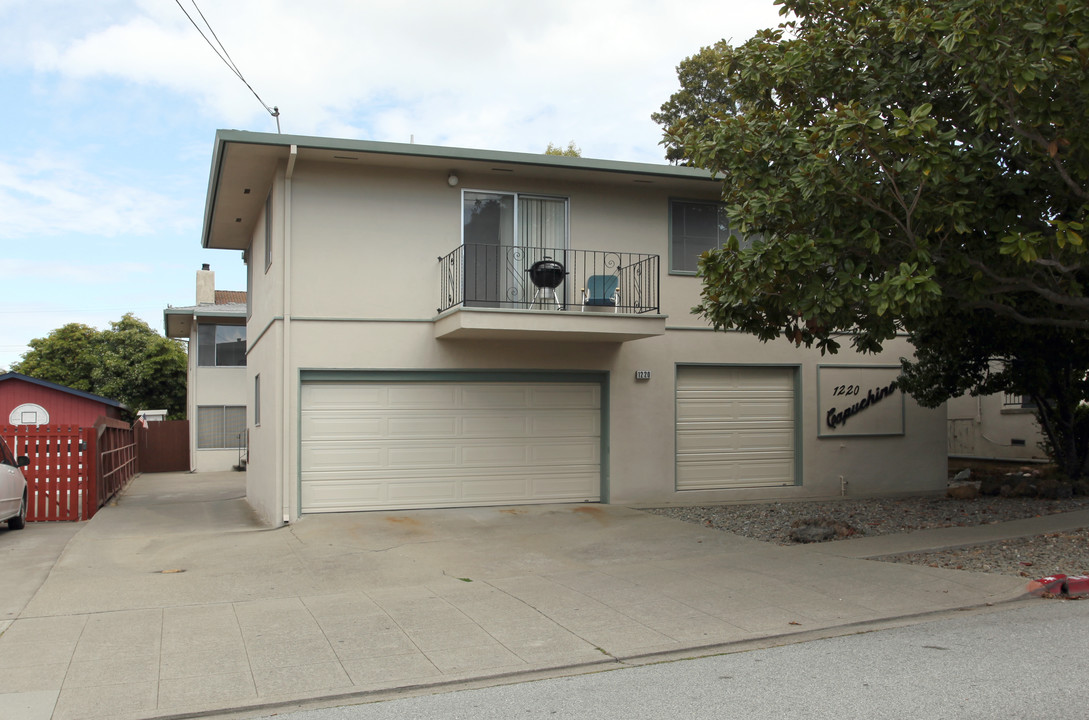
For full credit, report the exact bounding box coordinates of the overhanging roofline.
[163,304,246,338]
[202,129,717,249]
[0,372,127,410]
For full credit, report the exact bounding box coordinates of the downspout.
[282,144,297,524]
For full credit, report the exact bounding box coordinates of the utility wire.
[174,0,281,132]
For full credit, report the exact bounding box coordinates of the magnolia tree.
[657,0,1089,480]
[13,314,187,420]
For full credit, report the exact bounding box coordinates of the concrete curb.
[140,596,1044,720]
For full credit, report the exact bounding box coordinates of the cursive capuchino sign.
[818,366,905,437]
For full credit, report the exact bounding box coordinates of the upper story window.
[462,191,568,250]
[264,191,273,272]
[462,190,568,308]
[669,200,749,274]
[197,324,247,367]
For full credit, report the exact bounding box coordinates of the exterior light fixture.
[448,172,459,187]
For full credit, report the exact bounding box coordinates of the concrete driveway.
[0,472,1027,720]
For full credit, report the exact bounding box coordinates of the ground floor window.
[196,405,246,448]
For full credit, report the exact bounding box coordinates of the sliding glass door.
[462,191,567,308]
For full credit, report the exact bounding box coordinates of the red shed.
[0,372,126,427]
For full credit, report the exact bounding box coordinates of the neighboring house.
[164,265,248,472]
[947,391,1047,462]
[200,129,947,525]
[0,372,126,426]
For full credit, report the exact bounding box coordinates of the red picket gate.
[2,425,86,521]
[2,419,137,522]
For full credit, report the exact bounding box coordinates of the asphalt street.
[250,599,1089,720]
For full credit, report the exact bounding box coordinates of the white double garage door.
[299,367,797,514]
[300,376,603,513]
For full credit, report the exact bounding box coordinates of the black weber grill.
[527,257,566,309]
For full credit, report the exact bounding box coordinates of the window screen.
[670,200,748,273]
[196,406,247,448]
[197,324,246,367]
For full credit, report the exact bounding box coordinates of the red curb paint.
[1027,574,1067,596]
[1065,576,1089,598]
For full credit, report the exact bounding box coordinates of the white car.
[0,436,29,530]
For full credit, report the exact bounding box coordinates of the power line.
[174,0,281,132]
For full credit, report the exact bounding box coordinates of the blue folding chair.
[581,275,619,312]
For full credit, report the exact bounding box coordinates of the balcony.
[435,244,666,342]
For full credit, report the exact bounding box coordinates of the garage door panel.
[530,385,599,408]
[461,415,531,437]
[386,444,458,467]
[530,473,599,498]
[677,429,794,454]
[303,384,386,409]
[677,459,793,489]
[385,415,460,438]
[459,477,532,500]
[301,380,601,512]
[388,385,459,407]
[302,480,385,509]
[387,480,459,502]
[527,440,599,464]
[679,365,793,389]
[460,443,530,466]
[300,415,384,440]
[676,367,796,490]
[677,398,794,422]
[530,411,598,437]
[460,386,531,408]
[301,444,384,471]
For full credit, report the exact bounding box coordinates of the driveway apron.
[0,472,1027,720]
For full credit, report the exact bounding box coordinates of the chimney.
[196,264,215,305]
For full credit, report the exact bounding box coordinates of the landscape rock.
[1007,480,1038,498]
[789,517,859,544]
[947,484,979,500]
[790,525,836,543]
[979,475,1007,496]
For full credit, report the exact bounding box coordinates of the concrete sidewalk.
[0,472,1070,720]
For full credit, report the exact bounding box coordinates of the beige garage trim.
[676,365,797,490]
[300,378,601,512]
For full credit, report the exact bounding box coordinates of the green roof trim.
[202,129,718,250]
[213,128,713,178]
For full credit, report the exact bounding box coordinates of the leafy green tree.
[656,0,1089,479]
[651,41,736,164]
[545,141,582,157]
[13,323,102,393]
[12,314,187,420]
[898,302,1089,480]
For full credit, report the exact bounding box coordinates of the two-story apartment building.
[165,265,248,472]
[200,130,946,525]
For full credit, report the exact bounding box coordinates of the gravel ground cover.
[644,495,1089,579]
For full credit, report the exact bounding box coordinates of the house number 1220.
[832,384,860,396]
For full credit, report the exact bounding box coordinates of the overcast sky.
[0,0,785,371]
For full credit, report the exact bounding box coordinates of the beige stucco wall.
[185,316,248,474]
[190,364,247,472]
[236,155,946,524]
[947,392,1046,461]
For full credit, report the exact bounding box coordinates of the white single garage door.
[300,380,601,512]
[676,366,796,490]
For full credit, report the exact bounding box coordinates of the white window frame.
[669,199,749,275]
[196,405,247,449]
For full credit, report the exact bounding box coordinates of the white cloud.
[0,154,185,239]
[2,258,153,284]
[20,0,785,160]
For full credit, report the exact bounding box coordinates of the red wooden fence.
[1,418,137,522]
[93,417,137,513]
[2,425,84,521]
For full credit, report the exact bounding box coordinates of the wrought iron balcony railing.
[438,244,659,315]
